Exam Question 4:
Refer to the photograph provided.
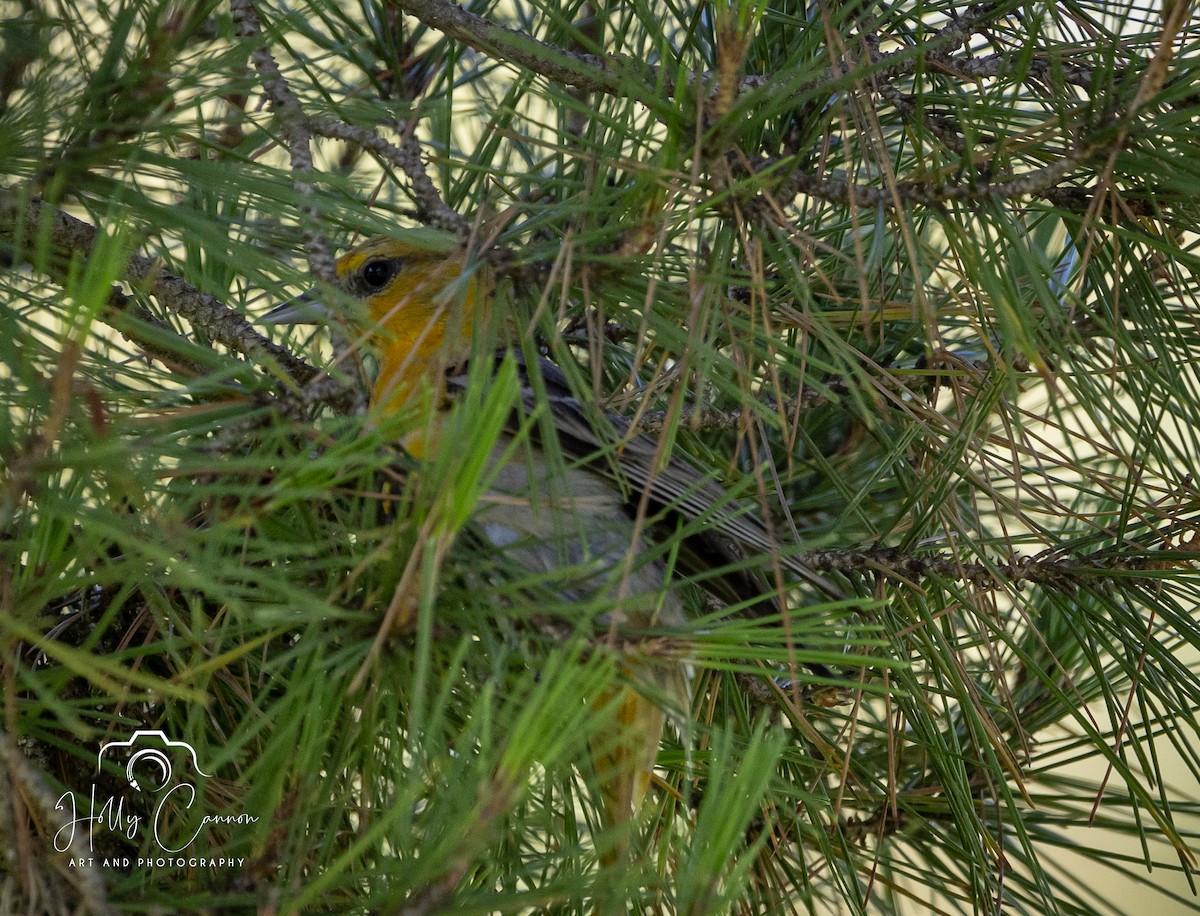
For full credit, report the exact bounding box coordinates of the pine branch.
[0,188,352,409]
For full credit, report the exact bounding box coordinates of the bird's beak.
[261,290,331,325]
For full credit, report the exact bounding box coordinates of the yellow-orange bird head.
[268,233,490,416]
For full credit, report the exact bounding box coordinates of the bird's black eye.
[361,258,397,290]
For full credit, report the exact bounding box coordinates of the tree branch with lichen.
[0,188,333,405]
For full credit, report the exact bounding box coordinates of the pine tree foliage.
[2,0,1200,912]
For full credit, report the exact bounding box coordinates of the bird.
[264,231,829,859]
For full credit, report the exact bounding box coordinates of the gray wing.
[447,351,837,600]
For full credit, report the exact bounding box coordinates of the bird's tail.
[592,682,666,864]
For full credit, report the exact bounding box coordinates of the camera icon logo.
[96,730,212,792]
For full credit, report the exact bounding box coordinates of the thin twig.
[774,144,1094,211]
[309,119,467,235]
[391,0,1098,128]
[0,728,118,916]
[0,188,325,395]
[634,383,839,435]
[230,0,336,282]
[799,544,1198,591]
[389,0,668,113]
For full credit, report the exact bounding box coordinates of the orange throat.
[366,258,488,459]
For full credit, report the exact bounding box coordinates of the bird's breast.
[474,436,684,628]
